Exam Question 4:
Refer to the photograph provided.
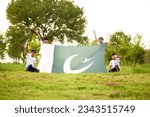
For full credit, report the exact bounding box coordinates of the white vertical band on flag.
[37,44,55,73]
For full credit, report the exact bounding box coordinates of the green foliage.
[107,31,132,63]
[109,31,131,48]
[28,34,40,52]
[0,34,6,59]
[7,0,88,44]
[106,31,145,68]
[6,24,32,63]
[129,35,145,68]
[91,40,97,45]
[144,49,150,64]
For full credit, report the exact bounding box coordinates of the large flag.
[38,44,107,73]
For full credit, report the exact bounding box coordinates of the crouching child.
[25,50,40,72]
[109,53,120,72]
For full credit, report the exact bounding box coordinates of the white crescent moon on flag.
[63,54,93,74]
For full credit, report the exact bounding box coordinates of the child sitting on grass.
[25,50,40,72]
[109,53,121,72]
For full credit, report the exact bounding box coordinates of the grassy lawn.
[0,63,150,100]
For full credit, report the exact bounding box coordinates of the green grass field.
[0,63,150,100]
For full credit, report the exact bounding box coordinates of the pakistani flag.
[38,44,107,73]
[52,44,106,73]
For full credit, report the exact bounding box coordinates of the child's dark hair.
[98,37,104,40]
[43,37,48,41]
[111,52,116,56]
[31,49,36,53]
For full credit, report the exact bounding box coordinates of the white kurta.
[26,54,36,68]
[37,44,55,73]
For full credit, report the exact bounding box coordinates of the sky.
[0,0,150,48]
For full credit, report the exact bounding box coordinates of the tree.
[6,0,88,44]
[0,33,6,59]
[6,24,32,63]
[106,32,145,68]
[27,34,40,53]
[107,31,132,65]
[129,34,145,68]
[144,49,150,64]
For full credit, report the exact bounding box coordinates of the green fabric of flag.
[52,44,107,73]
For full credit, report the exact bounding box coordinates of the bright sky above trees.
[1,0,150,48]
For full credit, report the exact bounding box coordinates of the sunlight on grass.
[0,63,150,99]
